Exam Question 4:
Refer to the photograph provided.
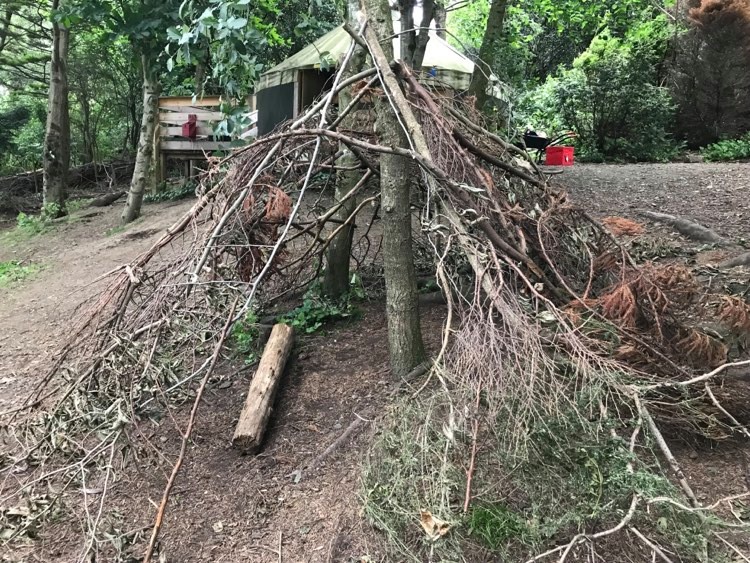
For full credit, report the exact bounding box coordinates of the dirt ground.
[2,162,750,562]
[558,162,750,242]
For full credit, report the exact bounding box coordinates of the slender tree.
[323,0,367,299]
[121,55,159,223]
[362,0,426,377]
[468,0,509,111]
[42,0,70,216]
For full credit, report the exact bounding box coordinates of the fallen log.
[90,191,126,207]
[232,323,295,453]
[636,210,727,245]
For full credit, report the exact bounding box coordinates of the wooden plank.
[160,139,231,152]
[160,125,216,137]
[159,112,225,124]
[158,96,222,107]
[160,106,223,114]
[232,324,295,453]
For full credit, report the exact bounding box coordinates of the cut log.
[232,323,295,453]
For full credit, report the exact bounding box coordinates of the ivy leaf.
[226,16,248,29]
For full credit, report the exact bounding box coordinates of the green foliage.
[167,0,338,99]
[520,16,680,162]
[0,95,46,175]
[701,133,750,162]
[143,182,197,203]
[0,260,41,286]
[15,212,48,235]
[278,292,359,334]
[364,389,714,561]
[468,504,531,551]
[231,310,261,364]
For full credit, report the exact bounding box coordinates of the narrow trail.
[0,200,194,412]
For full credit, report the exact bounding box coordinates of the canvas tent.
[256,24,475,135]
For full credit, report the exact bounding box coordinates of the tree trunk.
[362,0,426,378]
[323,0,367,299]
[468,0,509,112]
[42,0,70,217]
[434,3,446,39]
[399,0,416,64]
[411,0,435,70]
[122,54,159,224]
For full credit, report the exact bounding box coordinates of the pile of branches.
[0,159,135,214]
[2,21,750,563]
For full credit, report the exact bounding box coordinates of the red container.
[182,114,197,139]
[545,146,574,166]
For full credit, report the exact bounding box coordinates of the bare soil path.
[0,199,195,413]
[557,162,750,242]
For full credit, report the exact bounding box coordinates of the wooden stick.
[142,299,238,563]
[232,324,295,453]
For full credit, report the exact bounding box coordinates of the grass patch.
[143,182,196,204]
[0,260,41,286]
[105,217,143,236]
[66,198,93,213]
[363,392,717,562]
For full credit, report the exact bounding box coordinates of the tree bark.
[434,3,446,39]
[411,0,435,70]
[42,0,70,217]
[468,0,509,112]
[362,0,426,378]
[399,0,416,64]
[121,54,159,224]
[323,0,367,299]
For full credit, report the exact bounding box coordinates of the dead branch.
[142,299,238,563]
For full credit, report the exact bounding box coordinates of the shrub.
[520,17,681,162]
[701,132,750,161]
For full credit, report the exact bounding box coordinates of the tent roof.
[257,25,474,91]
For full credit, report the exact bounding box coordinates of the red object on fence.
[182,114,197,139]
[545,146,574,166]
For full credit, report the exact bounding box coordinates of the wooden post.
[232,324,295,453]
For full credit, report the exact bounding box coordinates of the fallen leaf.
[419,509,451,541]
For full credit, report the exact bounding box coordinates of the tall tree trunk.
[434,2,446,39]
[411,0,435,70]
[42,0,70,217]
[399,0,416,64]
[362,0,426,378]
[122,54,159,224]
[323,0,367,299]
[468,0,509,112]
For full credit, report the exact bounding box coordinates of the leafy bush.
[701,133,750,162]
[0,260,41,286]
[279,292,359,334]
[15,212,48,235]
[520,17,680,162]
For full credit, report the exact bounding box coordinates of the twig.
[525,494,640,562]
[628,527,675,563]
[637,398,699,507]
[141,299,238,563]
[303,416,368,475]
[713,531,750,562]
